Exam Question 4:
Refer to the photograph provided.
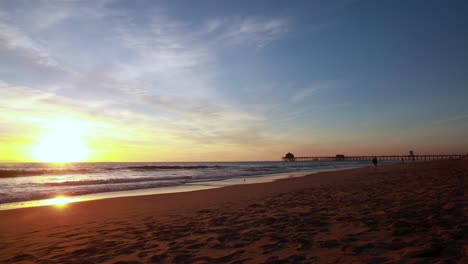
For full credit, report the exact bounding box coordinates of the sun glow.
[45,195,75,207]
[32,119,90,162]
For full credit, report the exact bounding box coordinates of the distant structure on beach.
[335,154,345,160]
[283,152,295,162]
[282,152,466,162]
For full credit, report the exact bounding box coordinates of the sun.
[32,119,90,162]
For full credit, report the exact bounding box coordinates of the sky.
[1,0,467,162]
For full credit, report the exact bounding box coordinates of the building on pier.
[283,152,295,162]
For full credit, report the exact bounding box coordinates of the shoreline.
[0,164,372,211]
[1,160,466,263]
[0,163,386,229]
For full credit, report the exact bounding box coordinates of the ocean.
[0,161,384,210]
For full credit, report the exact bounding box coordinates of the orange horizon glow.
[0,116,465,163]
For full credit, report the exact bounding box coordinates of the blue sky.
[0,0,467,161]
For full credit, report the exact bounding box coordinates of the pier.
[282,152,467,162]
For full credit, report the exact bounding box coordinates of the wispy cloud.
[0,22,62,70]
[213,17,289,48]
[2,0,118,31]
[116,19,212,77]
[290,83,333,102]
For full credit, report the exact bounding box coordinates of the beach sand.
[0,160,466,263]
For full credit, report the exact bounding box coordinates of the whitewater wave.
[114,165,225,170]
[42,176,192,186]
[0,180,186,204]
[0,169,92,178]
[0,165,227,178]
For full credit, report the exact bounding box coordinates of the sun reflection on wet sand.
[0,195,89,210]
[44,196,75,207]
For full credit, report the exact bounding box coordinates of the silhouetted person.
[372,157,378,168]
[401,158,405,164]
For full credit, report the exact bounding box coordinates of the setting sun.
[31,120,90,162]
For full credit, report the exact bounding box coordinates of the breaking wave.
[42,176,193,186]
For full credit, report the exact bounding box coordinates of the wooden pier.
[282,154,466,162]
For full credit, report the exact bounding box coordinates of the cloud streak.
[205,17,289,48]
[0,22,61,70]
[290,83,333,103]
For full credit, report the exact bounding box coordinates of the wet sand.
[0,160,466,263]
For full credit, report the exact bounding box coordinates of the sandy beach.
[0,160,466,263]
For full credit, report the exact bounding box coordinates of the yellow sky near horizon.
[0,116,284,162]
[1,114,466,163]
[1,85,466,163]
